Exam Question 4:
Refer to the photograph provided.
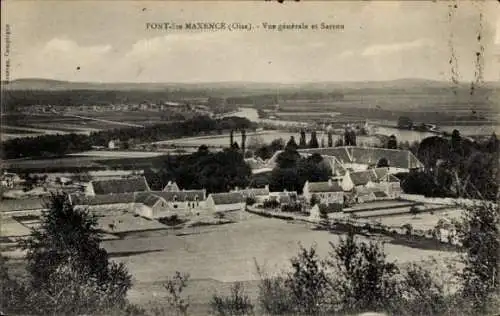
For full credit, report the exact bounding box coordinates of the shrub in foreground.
[210,282,254,316]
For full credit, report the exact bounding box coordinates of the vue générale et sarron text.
[145,22,344,31]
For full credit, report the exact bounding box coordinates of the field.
[1,208,462,314]
[106,213,457,310]
[2,152,172,172]
[367,208,463,231]
[2,110,191,140]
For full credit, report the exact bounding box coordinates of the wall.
[214,202,245,213]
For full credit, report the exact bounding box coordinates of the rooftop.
[299,146,424,169]
[209,192,244,205]
[90,176,150,195]
[152,190,206,202]
[306,180,343,193]
[237,187,270,197]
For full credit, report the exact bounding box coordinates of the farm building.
[85,176,150,195]
[299,146,424,173]
[163,181,181,192]
[206,192,245,213]
[340,168,402,203]
[134,189,207,219]
[267,190,299,205]
[233,185,270,203]
[303,179,344,207]
[70,189,207,219]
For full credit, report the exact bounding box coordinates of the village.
[1,137,466,252]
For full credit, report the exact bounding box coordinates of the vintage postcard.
[1,1,499,315]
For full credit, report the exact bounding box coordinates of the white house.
[303,179,344,206]
[206,192,245,213]
[234,185,270,203]
[268,190,298,205]
[157,190,206,211]
[71,189,207,219]
[345,168,401,203]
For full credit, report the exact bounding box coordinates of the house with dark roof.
[303,179,344,207]
[85,176,150,195]
[206,192,245,213]
[298,146,424,173]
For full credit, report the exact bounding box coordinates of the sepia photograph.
[0,1,499,315]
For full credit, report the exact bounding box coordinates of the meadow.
[0,207,465,315]
[108,212,459,313]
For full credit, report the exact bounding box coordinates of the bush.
[409,205,421,217]
[286,244,331,314]
[280,202,302,213]
[327,231,400,314]
[158,214,185,226]
[164,271,190,316]
[263,199,280,209]
[396,263,448,316]
[255,261,294,315]
[459,202,500,314]
[210,282,254,316]
[245,197,256,206]
[13,193,135,315]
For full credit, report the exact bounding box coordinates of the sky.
[1,0,499,83]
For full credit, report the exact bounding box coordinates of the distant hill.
[3,77,498,92]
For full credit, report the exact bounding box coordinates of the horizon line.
[4,77,499,85]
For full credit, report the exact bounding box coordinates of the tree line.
[2,116,254,159]
[403,130,499,201]
[145,146,252,194]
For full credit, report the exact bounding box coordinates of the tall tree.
[299,130,307,148]
[387,135,397,149]
[397,116,413,130]
[460,202,500,314]
[241,129,247,155]
[21,193,132,313]
[309,131,319,148]
[327,131,333,147]
[286,136,299,152]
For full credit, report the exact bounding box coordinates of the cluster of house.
[68,177,242,219]
[303,166,402,211]
[67,176,303,220]
[250,146,424,175]
[248,146,420,212]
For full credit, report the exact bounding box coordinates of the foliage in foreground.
[1,193,139,315]
[210,282,254,316]
[1,197,498,316]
